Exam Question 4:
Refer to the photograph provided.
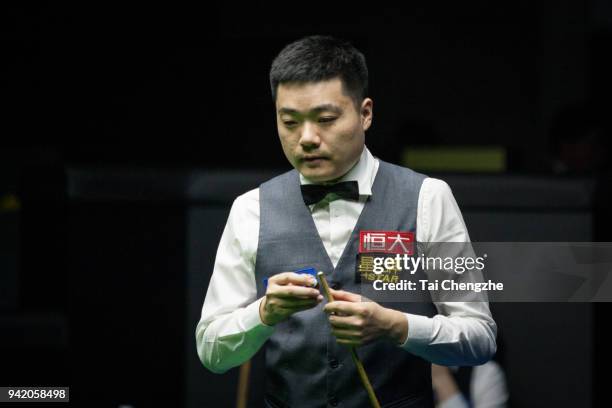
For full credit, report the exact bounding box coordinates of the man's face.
[275,78,373,183]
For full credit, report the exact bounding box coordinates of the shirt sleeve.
[438,393,471,408]
[195,189,274,374]
[401,178,498,366]
[471,361,509,408]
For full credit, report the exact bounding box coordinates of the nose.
[299,122,321,148]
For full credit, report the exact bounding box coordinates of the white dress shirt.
[196,146,497,374]
[438,361,509,408]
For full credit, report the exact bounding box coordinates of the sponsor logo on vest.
[359,230,415,254]
[357,230,415,284]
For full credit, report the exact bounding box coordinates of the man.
[196,35,497,407]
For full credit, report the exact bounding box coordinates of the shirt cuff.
[400,313,433,350]
[438,393,470,408]
[242,296,275,334]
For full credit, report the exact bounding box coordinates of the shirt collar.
[298,146,378,197]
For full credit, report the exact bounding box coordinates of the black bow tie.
[300,181,360,206]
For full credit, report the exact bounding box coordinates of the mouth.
[301,156,328,167]
[301,155,328,162]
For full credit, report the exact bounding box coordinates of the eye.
[318,116,337,124]
[283,120,298,128]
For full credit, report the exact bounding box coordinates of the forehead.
[275,78,353,112]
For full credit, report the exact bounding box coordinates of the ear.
[360,98,373,131]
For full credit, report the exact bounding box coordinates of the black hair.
[269,35,368,107]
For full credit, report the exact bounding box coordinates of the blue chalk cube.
[263,267,318,288]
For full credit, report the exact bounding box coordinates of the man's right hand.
[259,272,323,326]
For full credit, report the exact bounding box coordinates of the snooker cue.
[317,271,382,408]
[236,359,251,408]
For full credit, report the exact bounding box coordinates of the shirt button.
[328,396,339,406]
[329,358,339,369]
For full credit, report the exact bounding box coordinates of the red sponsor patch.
[359,230,415,254]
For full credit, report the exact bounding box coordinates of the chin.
[300,168,332,182]
[307,173,342,183]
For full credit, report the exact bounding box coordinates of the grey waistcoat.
[255,160,437,408]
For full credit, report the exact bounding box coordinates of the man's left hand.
[323,289,408,347]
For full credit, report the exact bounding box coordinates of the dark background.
[1,2,611,407]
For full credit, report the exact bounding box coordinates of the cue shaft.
[236,359,251,408]
[317,271,382,408]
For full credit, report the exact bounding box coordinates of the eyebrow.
[278,104,343,116]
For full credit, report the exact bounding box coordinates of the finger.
[272,297,321,308]
[331,327,362,339]
[324,300,360,315]
[328,314,361,329]
[336,338,361,347]
[269,285,320,299]
[328,288,362,302]
[270,272,317,287]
